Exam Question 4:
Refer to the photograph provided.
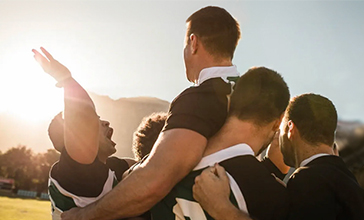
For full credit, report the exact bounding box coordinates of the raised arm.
[61,128,207,219]
[193,164,252,220]
[33,47,99,164]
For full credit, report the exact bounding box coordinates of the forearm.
[63,78,99,163]
[82,165,173,219]
[211,202,252,220]
[63,77,96,115]
[77,129,207,220]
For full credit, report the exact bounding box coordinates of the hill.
[0,93,170,158]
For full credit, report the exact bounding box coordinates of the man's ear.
[272,113,285,132]
[189,34,198,54]
[287,120,295,139]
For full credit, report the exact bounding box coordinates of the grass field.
[0,196,51,220]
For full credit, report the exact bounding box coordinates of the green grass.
[0,196,51,220]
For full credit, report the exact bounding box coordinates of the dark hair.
[286,93,337,146]
[229,67,290,125]
[132,112,168,161]
[186,6,240,59]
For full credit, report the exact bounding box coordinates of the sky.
[0,0,363,123]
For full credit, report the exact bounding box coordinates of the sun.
[0,48,64,123]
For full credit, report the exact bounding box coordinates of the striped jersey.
[48,148,129,220]
[151,144,288,220]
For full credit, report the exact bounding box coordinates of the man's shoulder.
[221,155,285,189]
[173,78,231,103]
[222,155,267,173]
[106,157,130,181]
[287,164,334,191]
[164,78,231,138]
[50,148,113,197]
[292,156,348,180]
[290,164,324,179]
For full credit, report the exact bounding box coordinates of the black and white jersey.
[287,155,364,220]
[48,148,129,219]
[151,144,288,220]
[163,66,240,139]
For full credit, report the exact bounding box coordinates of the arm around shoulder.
[62,128,208,220]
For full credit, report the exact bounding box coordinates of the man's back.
[287,155,364,220]
[152,144,288,220]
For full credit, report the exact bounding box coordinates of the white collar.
[300,153,331,167]
[196,65,240,86]
[193,143,254,171]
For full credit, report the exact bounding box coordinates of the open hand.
[32,47,72,83]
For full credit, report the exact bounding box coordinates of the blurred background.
[0,1,363,217]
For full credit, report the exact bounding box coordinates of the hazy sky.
[0,0,363,122]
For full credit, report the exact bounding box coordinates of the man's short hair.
[229,67,290,125]
[186,6,240,60]
[285,93,338,146]
[132,112,168,161]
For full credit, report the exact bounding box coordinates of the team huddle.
[32,6,364,220]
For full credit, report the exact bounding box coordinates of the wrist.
[208,199,233,219]
[212,200,248,220]
[56,76,74,88]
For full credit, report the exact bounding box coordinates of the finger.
[215,164,229,182]
[40,47,55,61]
[200,166,215,178]
[32,49,49,64]
[192,184,200,201]
[210,166,217,175]
[194,175,201,184]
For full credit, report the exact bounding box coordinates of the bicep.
[142,129,207,192]
[64,114,99,164]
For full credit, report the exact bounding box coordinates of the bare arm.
[62,128,207,219]
[33,47,99,164]
[193,164,252,220]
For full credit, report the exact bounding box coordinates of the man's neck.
[204,117,269,157]
[296,142,334,167]
[191,57,233,83]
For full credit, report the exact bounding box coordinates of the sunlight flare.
[0,48,64,122]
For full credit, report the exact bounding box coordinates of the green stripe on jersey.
[49,180,77,211]
[152,169,239,220]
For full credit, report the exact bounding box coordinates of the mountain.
[336,120,364,170]
[1,93,363,166]
[0,93,170,158]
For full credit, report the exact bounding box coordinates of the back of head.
[132,112,168,161]
[186,6,240,60]
[48,112,64,152]
[229,67,290,125]
[286,93,338,146]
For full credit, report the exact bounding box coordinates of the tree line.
[0,145,60,194]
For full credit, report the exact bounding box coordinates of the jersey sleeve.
[163,78,230,139]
